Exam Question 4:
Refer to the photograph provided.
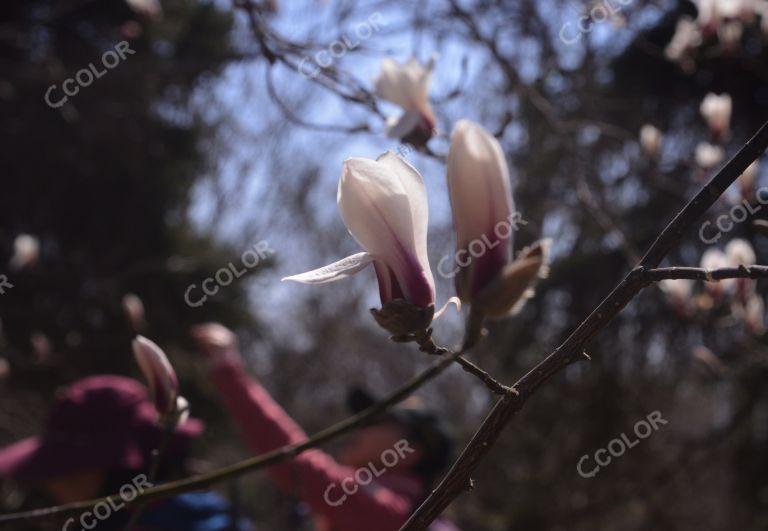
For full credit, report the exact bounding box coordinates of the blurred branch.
[400,120,768,530]
[643,265,768,282]
[0,347,465,525]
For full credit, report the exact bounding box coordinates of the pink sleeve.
[210,357,414,531]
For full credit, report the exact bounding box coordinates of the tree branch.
[643,265,768,282]
[400,119,768,530]
[0,348,465,525]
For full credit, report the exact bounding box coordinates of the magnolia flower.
[125,0,162,19]
[132,336,180,416]
[665,17,702,64]
[9,234,39,271]
[718,20,743,49]
[373,57,436,144]
[639,124,663,159]
[696,0,721,36]
[695,142,725,170]
[700,247,734,297]
[284,152,436,334]
[122,293,146,332]
[738,160,759,198]
[745,293,765,335]
[726,238,756,300]
[659,278,695,315]
[700,93,732,139]
[725,237,756,266]
[447,120,548,320]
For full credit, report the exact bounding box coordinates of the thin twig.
[400,120,768,530]
[0,349,464,526]
[643,265,768,282]
[123,412,180,531]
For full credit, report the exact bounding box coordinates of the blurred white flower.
[695,142,725,169]
[639,124,663,159]
[373,57,436,143]
[700,247,734,296]
[725,238,756,266]
[745,293,765,335]
[659,278,695,315]
[122,293,146,332]
[700,93,732,139]
[737,159,759,198]
[665,17,702,63]
[9,234,39,271]
[125,0,162,19]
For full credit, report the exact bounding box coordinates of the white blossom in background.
[700,247,734,297]
[373,56,437,144]
[659,278,695,316]
[718,20,744,49]
[9,234,39,271]
[125,0,162,19]
[738,160,759,197]
[726,238,757,301]
[122,293,146,332]
[725,238,756,266]
[700,93,732,139]
[745,293,765,335]
[695,142,725,169]
[639,124,663,159]
[665,17,702,64]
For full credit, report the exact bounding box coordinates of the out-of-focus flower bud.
[639,124,663,159]
[9,234,39,271]
[122,293,146,333]
[373,57,437,145]
[695,142,725,170]
[132,336,179,416]
[700,93,732,140]
[659,278,694,316]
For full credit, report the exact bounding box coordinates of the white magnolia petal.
[374,152,433,287]
[337,154,435,306]
[338,157,417,258]
[281,252,374,284]
[373,57,434,113]
[374,58,416,110]
[448,120,515,250]
[385,110,421,138]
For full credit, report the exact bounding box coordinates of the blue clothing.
[134,491,253,531]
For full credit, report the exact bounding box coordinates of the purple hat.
[0,375,204,482]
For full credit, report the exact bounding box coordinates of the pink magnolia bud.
[132,336,179,415]
[447,120,515,302]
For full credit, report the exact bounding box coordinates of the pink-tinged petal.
[373,56,434,113]
[338,153,435,307]
[447,120,515,299]
[282,252,374,284]
[132,336,179,415]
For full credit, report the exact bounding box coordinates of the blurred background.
[1,0,768,529]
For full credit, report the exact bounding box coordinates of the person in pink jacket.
[191,323,459,531]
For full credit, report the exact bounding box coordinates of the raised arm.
[191,323,415,531]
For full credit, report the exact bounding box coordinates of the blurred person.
[0,374,253,530]
[191,323,459,531]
